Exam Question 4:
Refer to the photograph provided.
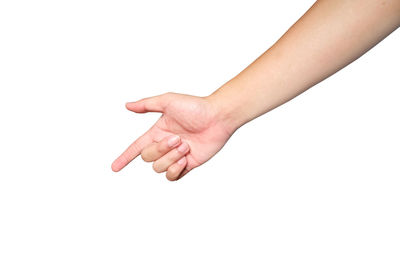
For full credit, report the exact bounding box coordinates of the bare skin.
[111,94,233,180]
[112,0,400,180]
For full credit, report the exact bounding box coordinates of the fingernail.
[168,135,180,147]
[177,157,186,165]
[177,142,189,153]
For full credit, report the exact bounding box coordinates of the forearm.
[207,0,400,133]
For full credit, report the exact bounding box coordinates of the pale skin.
[111,0,400,181]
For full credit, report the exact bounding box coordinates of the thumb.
[126,93,171,113]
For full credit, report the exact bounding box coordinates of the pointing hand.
[111,93,234,181]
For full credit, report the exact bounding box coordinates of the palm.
[148,94,232,172]
[111,93,234,176]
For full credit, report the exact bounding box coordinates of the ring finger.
[152,142,190,173]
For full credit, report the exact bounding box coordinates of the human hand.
[111,92,236,181]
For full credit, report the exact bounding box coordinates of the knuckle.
[166,163,182,181]
[156,144,165,154]
[141,152,151,162]
[166,170,177,181]
[163,92,173,96]
[165,172,174,181]
[163,92,175,101]
[152,162,163,173]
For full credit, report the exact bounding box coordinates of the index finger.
[111,132,153,172]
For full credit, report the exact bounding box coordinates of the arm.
[112,0,400,180]
[208,0,400,133]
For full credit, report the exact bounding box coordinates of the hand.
[111,92,235,181]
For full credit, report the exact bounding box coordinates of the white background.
[0,0,399,266]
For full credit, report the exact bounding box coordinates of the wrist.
[205,84,250,136]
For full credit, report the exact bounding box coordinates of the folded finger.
[152,142,190,173]
[166,157,187,181]
[141,135,181,162]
